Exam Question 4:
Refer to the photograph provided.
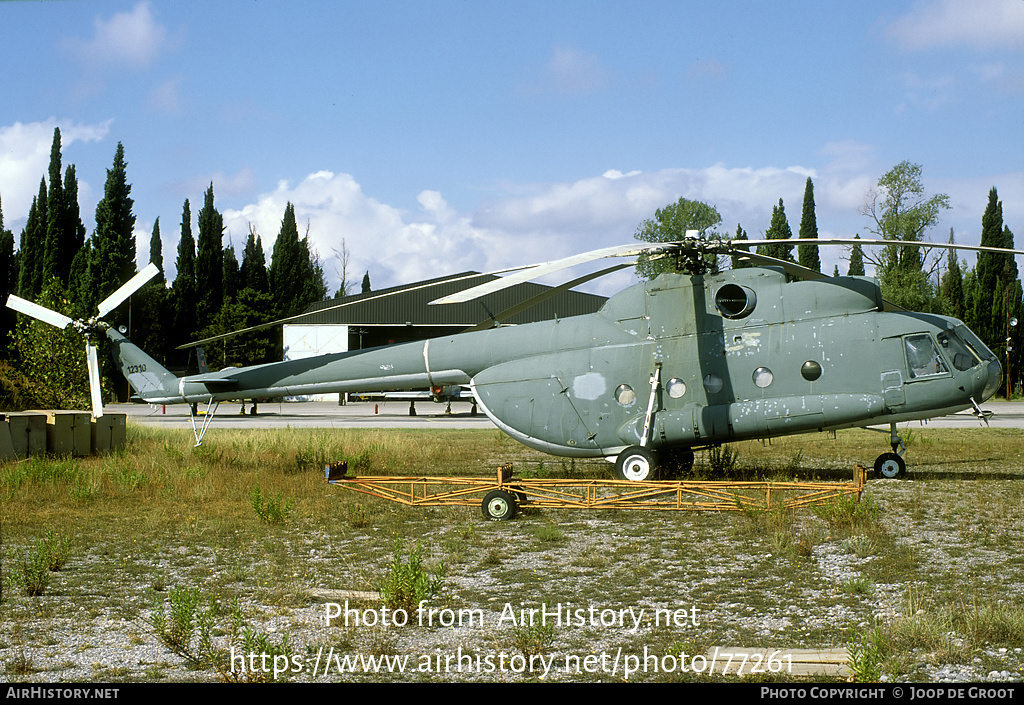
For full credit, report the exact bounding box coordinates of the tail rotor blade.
[86,342,104,418]
[6,295,75,329]
[96,263,160,319]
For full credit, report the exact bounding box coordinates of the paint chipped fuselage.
[109,268,1001,458]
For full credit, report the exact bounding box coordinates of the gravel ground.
[3,472,1024,683]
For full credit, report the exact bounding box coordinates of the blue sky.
[2,0,1023,296]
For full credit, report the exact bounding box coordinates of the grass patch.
[3,425,1024,681]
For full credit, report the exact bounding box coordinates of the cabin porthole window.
[666,378,686,398]
[801,360,823,381]
[753,367,774,388]
[615,384,636,406]
[703,374,724,394]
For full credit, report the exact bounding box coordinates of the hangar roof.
[290,271,607,326]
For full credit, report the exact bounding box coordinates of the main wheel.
[482,489,518,520]
[614,446,658,482]
[874,452,907,479]
[659,447,695,480]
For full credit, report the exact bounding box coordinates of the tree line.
[0,129,331,406]
[0,133,1020,404]
[635,162,1021,395]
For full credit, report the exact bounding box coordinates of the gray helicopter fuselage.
[109,267,1001,458]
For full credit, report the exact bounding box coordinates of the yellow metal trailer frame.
[325,463,867,520]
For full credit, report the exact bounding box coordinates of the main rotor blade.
[175,268,528,349]
[430,243,655,305]
[6,295,75,329]
[733,251,829,280]
[96,263,160,319]
[86,342,104,418]
[460,261,635,333]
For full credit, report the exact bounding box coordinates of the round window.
[703,374,723,394]
[801,360,823,381]
[615,384,636,406]
[666,378,687,398]
[753,367,774,388]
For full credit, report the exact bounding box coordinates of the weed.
[532,524,565,544]
[3,646,37,676]
[848,625,885,682]
[812,493,881,536]
[8,542,51,596]
[840,576,874,595]
[249,486,294,524]
[378,540,445,613]
[511,620,556,659]
[149,587,293,682]
[41,529,72,571]
[706,445,739,477]
[346,502,372,528]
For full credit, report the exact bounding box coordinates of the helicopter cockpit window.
[905,334,949,379]
[936,330,979,372]
[954,324,997,362]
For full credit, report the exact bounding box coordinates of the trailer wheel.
[482,490,517,521]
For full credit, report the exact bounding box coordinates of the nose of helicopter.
[981,358,1003,402]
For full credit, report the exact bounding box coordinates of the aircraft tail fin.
[105,327,181,403]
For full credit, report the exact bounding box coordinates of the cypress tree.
[848,235,865,276]
[798,177,820,272]
[972,188,1005,346]
[149,218,164,284]
[756,199,795,263]
[269,203,306,318]
[195,184,224,331]
[730,224,752,269]
[43,128,66,286]
[0,196,16,351]
[18,180,48,298]
[361,271,371,293]
[222,244,240,303]
[939,229,965,321]
[172,199,197,346]
[63,165,86,277]
[240,226,269,296]
[91,142,137,314]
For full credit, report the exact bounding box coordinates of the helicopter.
[5,235,1012,480]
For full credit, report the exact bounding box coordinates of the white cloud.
[146,76,185,114]
[220,171,496,294]
[0,118,111,226]
[520,46,611,96]
[67,1,169,69]
[887,0,1024,51]
[208,159,1023,300]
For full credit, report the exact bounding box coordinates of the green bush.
[249,486,294,524]
[378,541,445,613]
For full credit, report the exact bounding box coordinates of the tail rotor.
[5,263,160,418]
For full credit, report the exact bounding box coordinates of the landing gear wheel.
[874,452,907,479]
[615,446,658,482]
[482,489,518,521]
[658,447,695,480]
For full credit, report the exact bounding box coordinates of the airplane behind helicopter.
[5,235,1013,481]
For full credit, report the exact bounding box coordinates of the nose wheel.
[874,423,908,479]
